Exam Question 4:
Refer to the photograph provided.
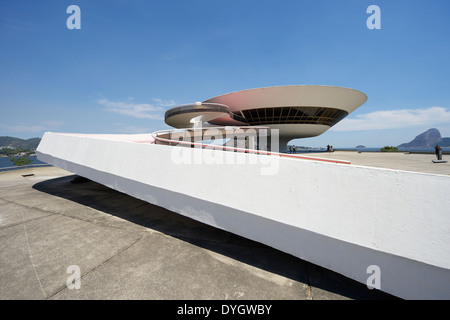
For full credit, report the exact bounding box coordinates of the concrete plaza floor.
[300,150,450,176]
[0,162,398,300]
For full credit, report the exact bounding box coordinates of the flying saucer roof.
[164,85,367,129]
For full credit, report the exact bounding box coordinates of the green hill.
[0,136,41,150]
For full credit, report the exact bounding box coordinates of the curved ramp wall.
[37,132,450,299]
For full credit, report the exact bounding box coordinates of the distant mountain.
[441,137,450,147]
[398,128,450,148]
[0,136,41,150]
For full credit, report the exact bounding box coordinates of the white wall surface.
[37,132,450,299]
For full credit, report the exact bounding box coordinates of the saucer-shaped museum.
[36,83,450,299]
[165,85,368,150]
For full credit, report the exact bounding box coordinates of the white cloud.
[98,98,176,120]
[332,106,450,131]
[0,121,64,133]
[0,124,45,133]
[151,98,177,108]
[113,123,151,134]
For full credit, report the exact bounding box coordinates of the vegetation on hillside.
[380,146,399,152]
[9,155,32,166]
[0,147,35,157]
[0,137,40,165]
[0,136,40,149]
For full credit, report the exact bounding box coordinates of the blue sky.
[1,0,449,147]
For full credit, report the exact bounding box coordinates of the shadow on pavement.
[33,174,398,300]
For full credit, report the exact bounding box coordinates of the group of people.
[326,145,334,153]
[288,145,297,153]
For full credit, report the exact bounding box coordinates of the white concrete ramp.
[37,132,450,299]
